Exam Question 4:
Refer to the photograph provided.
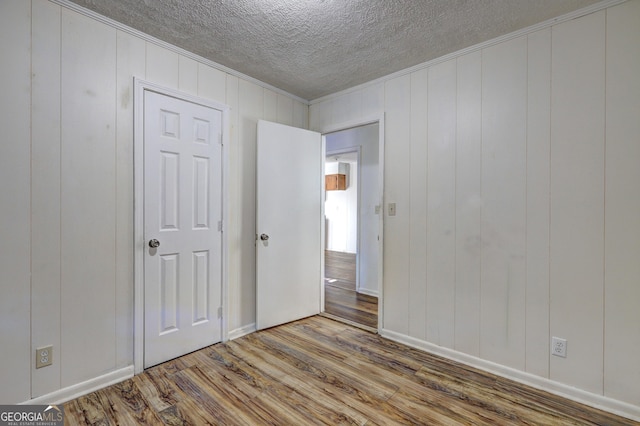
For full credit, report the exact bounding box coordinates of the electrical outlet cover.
[36,345,53,368]
[551,337,567,358]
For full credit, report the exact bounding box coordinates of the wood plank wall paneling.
[480,35,528,371]
[178,56,198,95]
[145,42,180,88]
[115,29,145,370]
[408,68,428,341]
[454,50,482,357]
[276,93,294,126]
[309,82,384,132]
[426,59,457,349]
[293,99,308,129]
[382,75,411,334]
[604,0,640,405]
[0,0,309,403]
[309,1,640,415]
[263,88,278,122]
[198,64,226,102]
[525,27,551,379]
[31,0,62,398]
[0,0,31,404]
[550,10,606,394]
[61,8,118,387]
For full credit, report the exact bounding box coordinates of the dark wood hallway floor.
[324,250,378,329]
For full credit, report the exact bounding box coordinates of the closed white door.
[144,90,222,368]
[256,120,323,330]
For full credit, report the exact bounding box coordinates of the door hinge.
[218,220,223,232]
[217,306,222,318]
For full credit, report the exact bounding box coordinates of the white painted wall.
[0,0,31,404]
[325,124,380,296]
[325,160,358,253]
[310,0,640,415]
[0,0,307,404]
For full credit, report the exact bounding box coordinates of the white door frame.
[133,78,230,374]
[320,115,385,330]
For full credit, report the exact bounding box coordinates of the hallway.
[324,250,377,329]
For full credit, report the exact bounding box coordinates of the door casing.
[133,78,230,374]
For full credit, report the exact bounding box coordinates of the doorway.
[322,123,380,330]
[133,79,229,373]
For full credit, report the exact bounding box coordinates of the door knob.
[149,239,160,248]
[260,234,269,241]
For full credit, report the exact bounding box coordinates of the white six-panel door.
[144,90,222,368]
[256,120,323,330]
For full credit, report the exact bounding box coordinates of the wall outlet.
[36,345,53,368]
[551,337,567,358]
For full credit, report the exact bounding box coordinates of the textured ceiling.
[67,0,600,100]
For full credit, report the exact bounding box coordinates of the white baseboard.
[379,328,640,423]
[356,287,378,297]
[228,323,256,340]
[22,366,134,406]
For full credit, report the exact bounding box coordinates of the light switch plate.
[388,203,396,216]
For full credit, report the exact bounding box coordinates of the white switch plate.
[388,203,396,216]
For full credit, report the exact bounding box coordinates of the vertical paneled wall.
[454,50,482,357]
[603,0,640,404]
[524,28,551,379]
[0,0,307,403]
[550,10,606,395]
[0,0,31,403]
[60,8,118,388]
[426,59,457,349]
[310,1,640,409]
[382,76,411,334]
[32,0,63,397]
[480,36,527,371]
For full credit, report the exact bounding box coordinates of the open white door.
[143,90,223,368]
[256,120,323,330]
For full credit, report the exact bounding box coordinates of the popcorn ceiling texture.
[69,0,599,100]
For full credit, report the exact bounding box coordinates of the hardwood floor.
[325,250,357,286]
[325,250,378,329]
[64,316,638,425]
[324,285,378,330]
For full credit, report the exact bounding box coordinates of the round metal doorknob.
[260,234,269,241]
[148,239,160,248]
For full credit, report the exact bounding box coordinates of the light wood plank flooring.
[325,250,378,329]
[64,316,638,425]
